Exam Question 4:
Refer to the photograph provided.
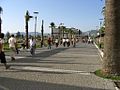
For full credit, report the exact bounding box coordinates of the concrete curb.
[114,82,120,90]
[94,42,120,90]
[94,43,104,59]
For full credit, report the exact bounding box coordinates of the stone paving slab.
[0,42,116,90]
[0,69,115,90]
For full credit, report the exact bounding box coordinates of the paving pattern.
[0,42,116,90]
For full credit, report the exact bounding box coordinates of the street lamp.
[33,11,39,41]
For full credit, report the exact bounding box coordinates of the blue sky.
[0,0,104,34]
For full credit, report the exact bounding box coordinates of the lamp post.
[33,11,39,41]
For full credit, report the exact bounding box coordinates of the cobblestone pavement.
[0,42,116,90]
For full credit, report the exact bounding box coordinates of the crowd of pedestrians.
[82,37,93,44]
[0,32,95,70]
[0,33,37,69]
[47,37,79,48]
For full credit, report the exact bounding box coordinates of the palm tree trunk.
[63,30,64,38]
[0,7,2,34]
[25,21,29,49]
[51,28,53,39]
[102,0,120,75]
[0,17,1,33]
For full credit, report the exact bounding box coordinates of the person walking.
[62,38,66,47]
[29,37,36,55]
[15,40,19,54]
[55,38,59,47]
[0,33,10,69]
[8,34,16,61]
[66,38,70,47]
[73,38,76,47]
[47,37,52,49]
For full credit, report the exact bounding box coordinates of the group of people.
[60,38,77,47]
[82,37,93,44]
[47,37,77,49]
[0,33,37,69]
[0,34,78,69]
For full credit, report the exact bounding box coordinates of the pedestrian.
[47,37,52,49]
[21,39,26,49]
[73,38,76,47]
[55,38,59,47]
[62,38,66,47]
[60,38,62,45]
[0,33,10,69]
[71,38,74,45]
[29,37,36,55]
[8,34,16,61]
[15,40,19,54]
[66,38,70,47]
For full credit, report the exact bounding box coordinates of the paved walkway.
[0,42,116,90]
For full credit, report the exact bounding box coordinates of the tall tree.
[102,0,120,75]
[0,6,3,33]
[41,20,44,47]
[50,22,55,39]
[6,31,10,40]
[61,26,66,38]
[16,31,21,38]
[25,10,32,49]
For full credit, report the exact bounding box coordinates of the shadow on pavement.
[30,48,69,57]
[0,77,110,90]
[9,47,68,63]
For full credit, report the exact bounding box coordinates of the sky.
[0,0,105,34]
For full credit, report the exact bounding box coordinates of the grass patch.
[94,69,120,80]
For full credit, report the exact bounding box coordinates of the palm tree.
[58,26,61,39]
[61,26,66,38]
[102,0,120,75]
[68,29,75,38]
[25,10,33,49]
[50,22,55,39]
[0,6,3,33]
[101,6,105,27]
[64,28,69,38]
[101,6,105,16]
